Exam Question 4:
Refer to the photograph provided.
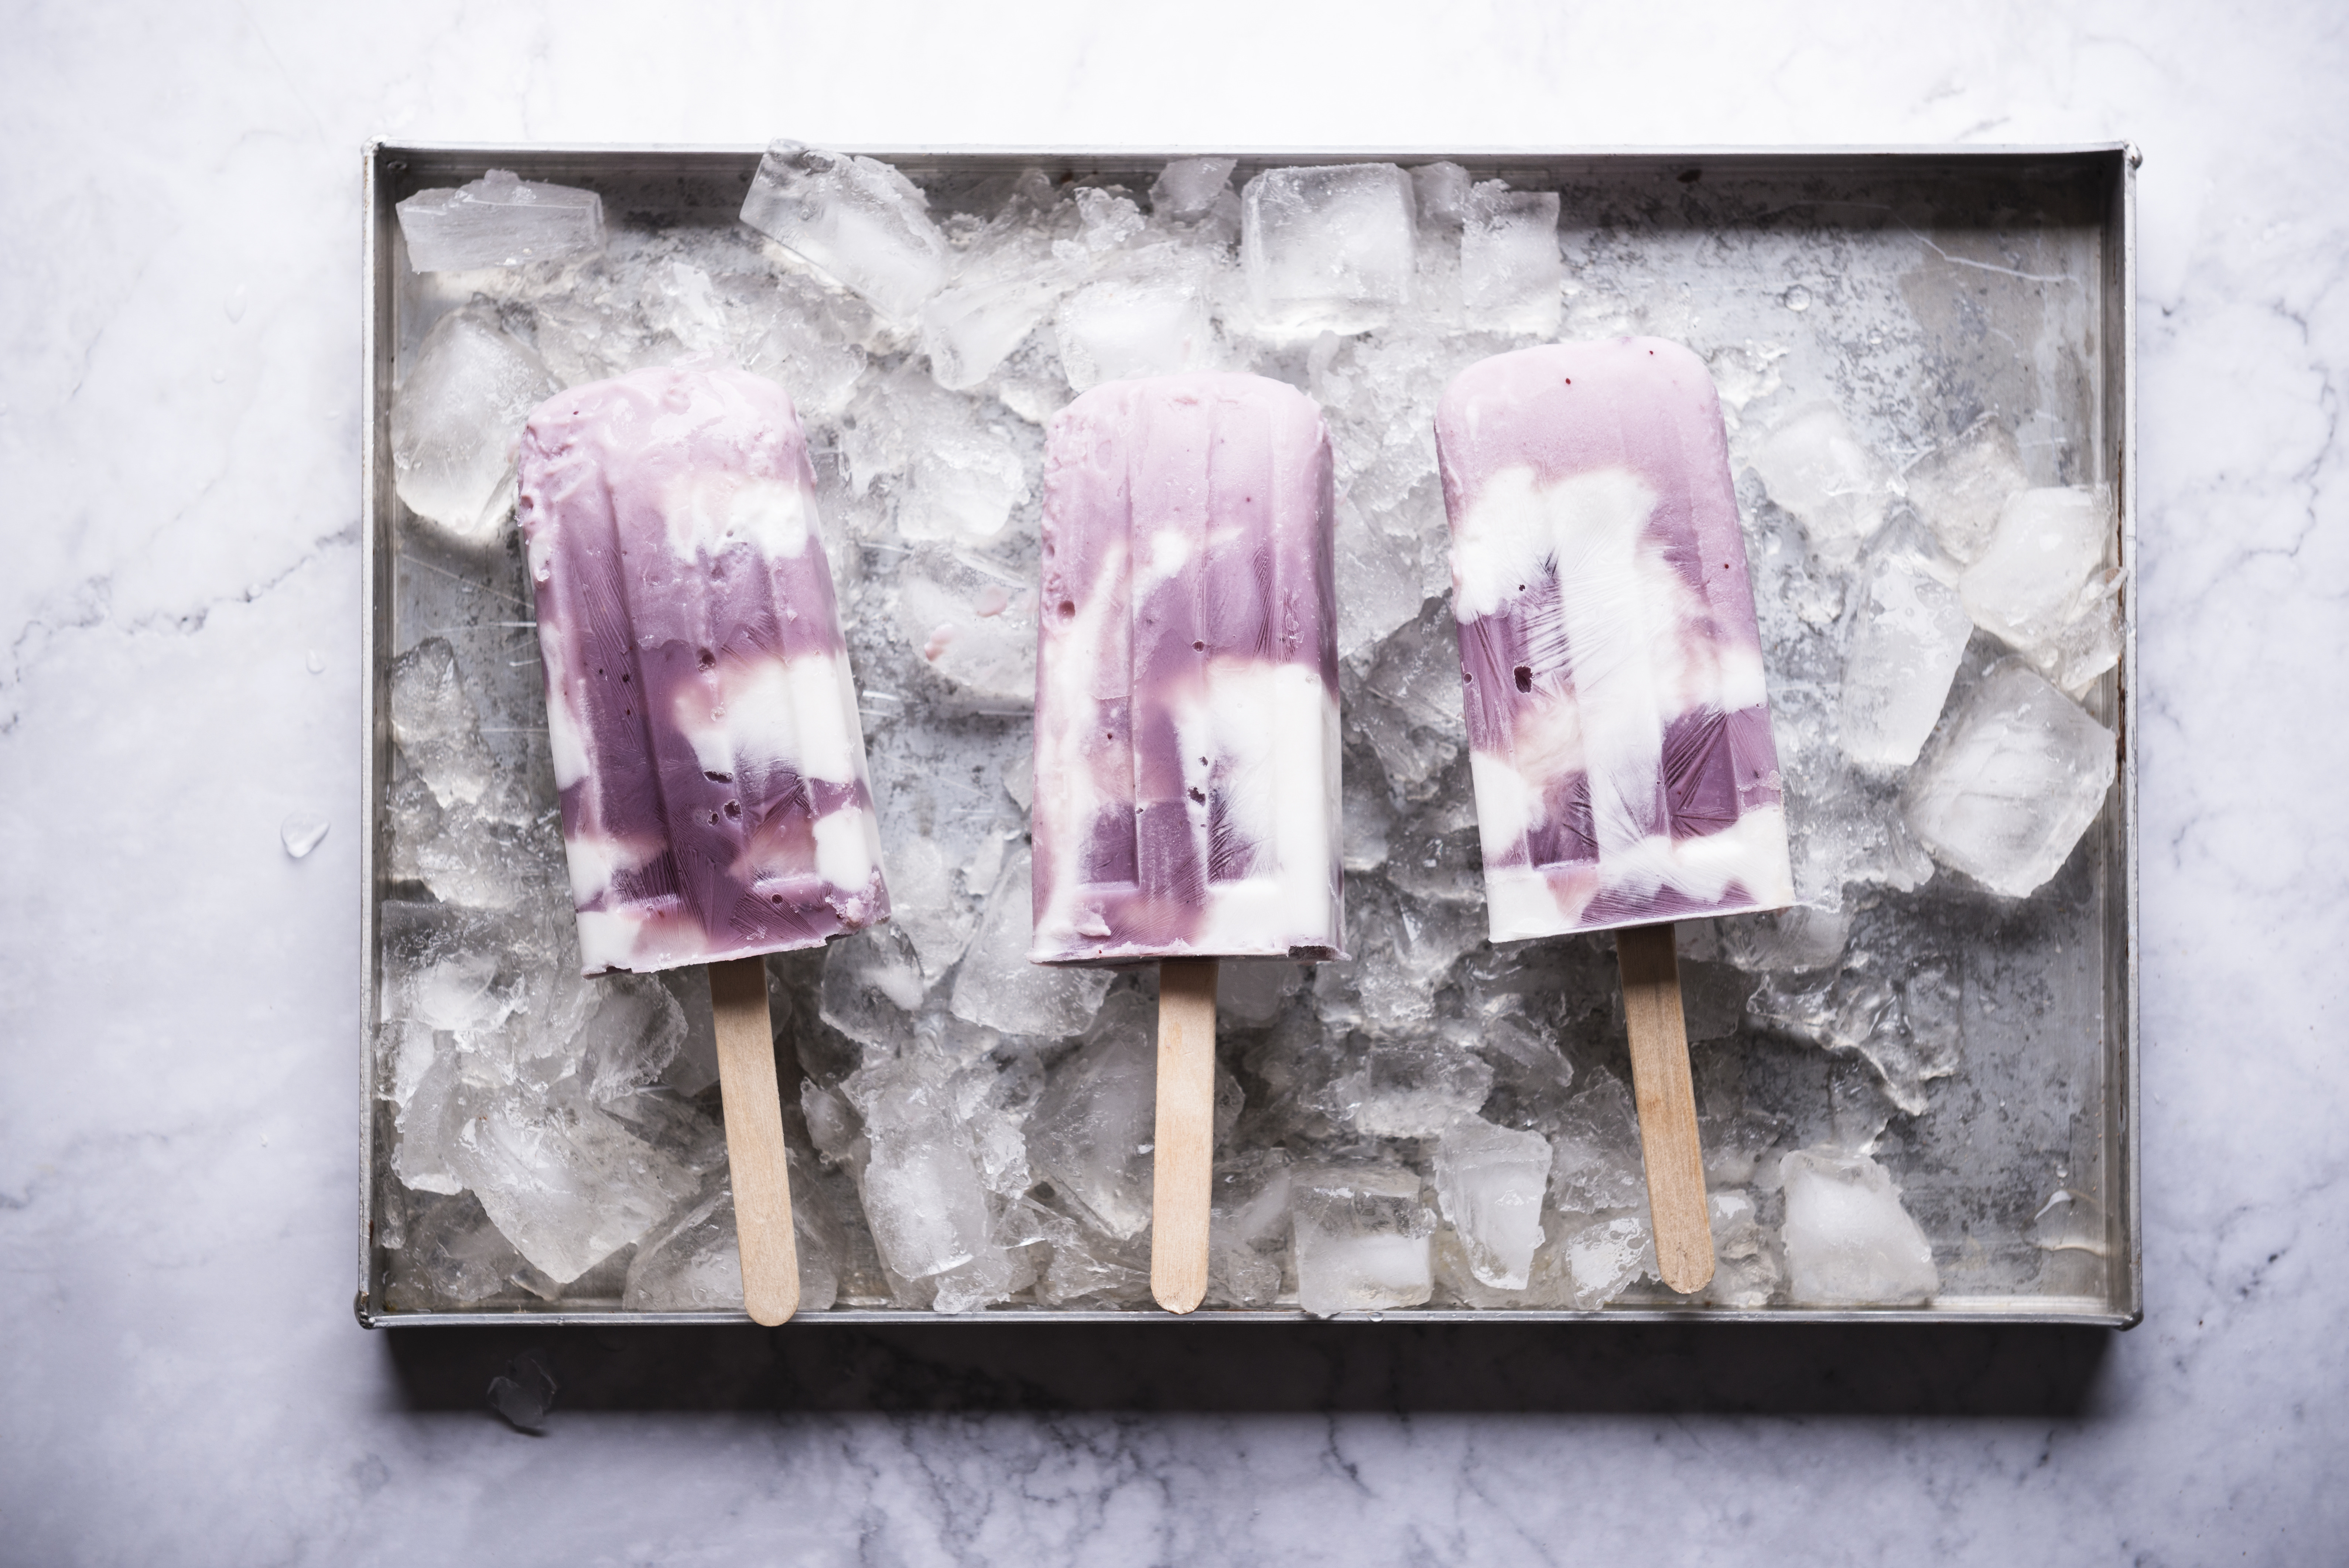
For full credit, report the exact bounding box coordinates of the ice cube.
[1409,162,1473,228]
[918,221,1078,392]
[1778,1147,1938,1305]
[1839,546,1973,769]
[1433,1117,1552,1289]
[486,1349,560,1433]
[1291,1164,1436,1317]
[1334,498,1425,659]
[1241,164,1418,338]
[1320,880,1485,1036]
[396,170,605,272]
[388,637,499,811]
[1207,1149,1294,1306]
[1350,598,1466,799]
[1958,486,2116,676]
[739,142,950,320]
[1460,183,1562,335]
[949,844,1112,1037]
[1148,157,1238,219]
[390,307,556,546]
[1217,960,1303,1027]
[1548,1072,1647,1216]
[623,1159,843,1314]
[1749,403,1890,566]
[1002,1198,1150,1306]
[1053,252,1217,392]
[1324,1034,1494,1136]
[1023,991,1157,1239]
[875,375,1031,543]
[1699,1189,1782,1307]
[819,923,928,1047]
[847,1060,1006,1289]
[386,1190,534,1309]
[1341,761,1396,874]
[1906,419,2028,563]
[1901,660,2115,898]
[1713,903,1852,974]
[895,548,1039,710]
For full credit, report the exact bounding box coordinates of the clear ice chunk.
[1778,1147,1939,1305]
[1409,161,1473,228]
[396,170,605,272]
[486,1349,560,1433]
[1460,183,1562,335]
[1149,157,1238,219]
[918,222,1077,392]
[1433,1117,1552,1288]
[1906,419,2028,564]
[1207,1150,1294,1307]
[390,307,556,547]
[1292,1164,1436,1317]
[1839,546,1973,769]
[1240,164,1418,338]
[1547,1072,1647,1216]
[1023,991,1158,1239]
[739,141,951,319]
[895,548,1039,710]
[1901,660,2115,898]
[1053,252,1217,392]
[1749,403,1890,566]
[388,637,499,811]
[1333,499,1425,659]
[949,844,1113,1036]
[1958,486,2116,681]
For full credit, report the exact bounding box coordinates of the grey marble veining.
[2,0,2344,1562]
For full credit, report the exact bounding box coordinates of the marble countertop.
[3,0,2342,1561]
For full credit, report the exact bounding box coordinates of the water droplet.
[280,811,330,859]
[225,284,248,323]
[304,649,325,674]
[1782,285,1813,312]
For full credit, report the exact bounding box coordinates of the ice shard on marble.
[517,364,890,975]
[1434,338,1795,941]
[1030,372,1345,965]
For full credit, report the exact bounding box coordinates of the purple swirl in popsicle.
[518,364,888,975]
[1435,338,1793,940]
[1031,373,1345,965]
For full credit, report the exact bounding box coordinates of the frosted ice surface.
[1024,991,1157,1239]
[950,845,1112,1036]
[919,228,1076,392]
[1207,1150,1294,1307]
[1699,1189,1781,1307]
[895,549,1038,710]
[1778,1147,1939,1305]
[1333,499,1425,659]
[1326,1036,1494,1137]
[1217,960,1303,1026]
[1410,162,1473,228]
[1902,661,2115,898]
[739,141,950,319]
[1433,1117,1552,1289]
[396,170,605,272]
[1959,486,2118,686]
[1547,1072,1647,1216]
[388,638,498,810]
[1554,1211,1656,1307]
[1053,252,1217,392]
[1840,546,1973,769]
[1149,157,1237,219]
[1750,403,1890,566]
[1292,1164,1435,1317]
[390,307,556,546]
[1907,419,2028,564]
[1460,183,1562,335]
[1241,164,1418,338]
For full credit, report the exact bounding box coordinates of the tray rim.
[357,138,2142,1332]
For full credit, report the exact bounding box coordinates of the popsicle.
[1435,337,1795,1293]
[1031,372,1345,1312]
[518,362,891,1324]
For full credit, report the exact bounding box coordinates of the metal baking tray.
[358,141,2139,1328]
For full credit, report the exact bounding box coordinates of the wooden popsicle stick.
[1150,958,1220,1314]
[1613,923,1716,1296]
[707,956,801,1327]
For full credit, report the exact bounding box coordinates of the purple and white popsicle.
[1435,338,1794,943]
[518,364,889,978]
[1030,372,1346,967]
